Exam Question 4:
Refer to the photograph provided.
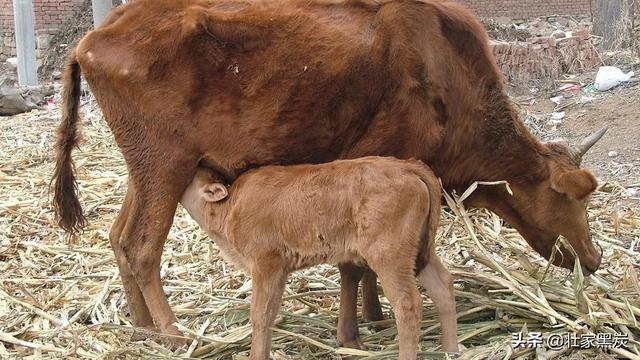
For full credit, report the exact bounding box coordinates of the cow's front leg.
[337,262,365,349]
[109,183,155,330]
[118,158,197,347]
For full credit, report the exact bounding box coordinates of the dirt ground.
[563,84,640,187]
[511,69,640,208]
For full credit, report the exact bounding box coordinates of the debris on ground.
[0,71,57,116]
[484,15,593,42]
[517,63,640,189]
[594,66,635,91]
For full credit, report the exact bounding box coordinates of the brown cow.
[53,0,605,348]
[180,157,453,359]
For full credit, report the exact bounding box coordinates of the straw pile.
[492,32,601,82]
[0,93,639,359]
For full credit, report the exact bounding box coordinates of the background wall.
[0,0,593,61]
[458,0,591,18]
[1,0,85,60]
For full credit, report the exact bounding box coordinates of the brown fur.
[52,0,603,347]
[180,157,454,358]
[551,169,598,201]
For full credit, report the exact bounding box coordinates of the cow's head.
[467,128,607,276]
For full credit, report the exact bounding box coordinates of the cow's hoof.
[367,323,387,332]
[363,310,385,331]
[336,336,365,350]
[366,318,388,332]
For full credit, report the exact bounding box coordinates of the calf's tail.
[410,162,442,274]
[52,50,87,234]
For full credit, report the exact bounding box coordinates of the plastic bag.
[594,66,634,91]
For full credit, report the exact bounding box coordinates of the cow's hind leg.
[337,262,365,349]
[362,268,384,325]
[109,183,155,330]
[417,250,458,352]
[119,157,197,347]
[249,255,287,360]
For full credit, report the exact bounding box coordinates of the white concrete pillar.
[92,0,113,28]
[12,0,38,86]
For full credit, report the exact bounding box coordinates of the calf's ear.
[201,183,229,202]
[550,168,597,200]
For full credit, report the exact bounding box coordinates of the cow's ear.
[551,168,597,200]
[201,183,228,203]
[182,5,268,49]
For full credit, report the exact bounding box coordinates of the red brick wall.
[458,0,592,18]
[35,0,86,31]
[1,0,85,60]
[1,0,15,59]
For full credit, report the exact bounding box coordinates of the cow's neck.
[434,87,547,193]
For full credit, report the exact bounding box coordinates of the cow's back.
[75,0,396,178]
[74,0,526,187]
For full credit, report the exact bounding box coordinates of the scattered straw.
[0,90,638,358]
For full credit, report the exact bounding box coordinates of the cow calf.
[180,156,457,359]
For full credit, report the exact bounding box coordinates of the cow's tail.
[52,50,87,234]
[409,161,442,275]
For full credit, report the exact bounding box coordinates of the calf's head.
[468,128,607,275]
[180,169,229,228]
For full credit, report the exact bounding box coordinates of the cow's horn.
[573,126,608,162]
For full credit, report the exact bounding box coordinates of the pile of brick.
[491,30,600,82]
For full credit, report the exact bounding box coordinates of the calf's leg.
[109,183,154,329]
[417,252,458,352]
[337,262,365,349]
[249,256,287,360]
[373,265,422,360]
[363,245,421,360]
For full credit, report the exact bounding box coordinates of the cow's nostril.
[586,251,602,274]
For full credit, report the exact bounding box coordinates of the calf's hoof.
[130,325,157,341]
[446,343,465,354]
[161,324,190,351]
